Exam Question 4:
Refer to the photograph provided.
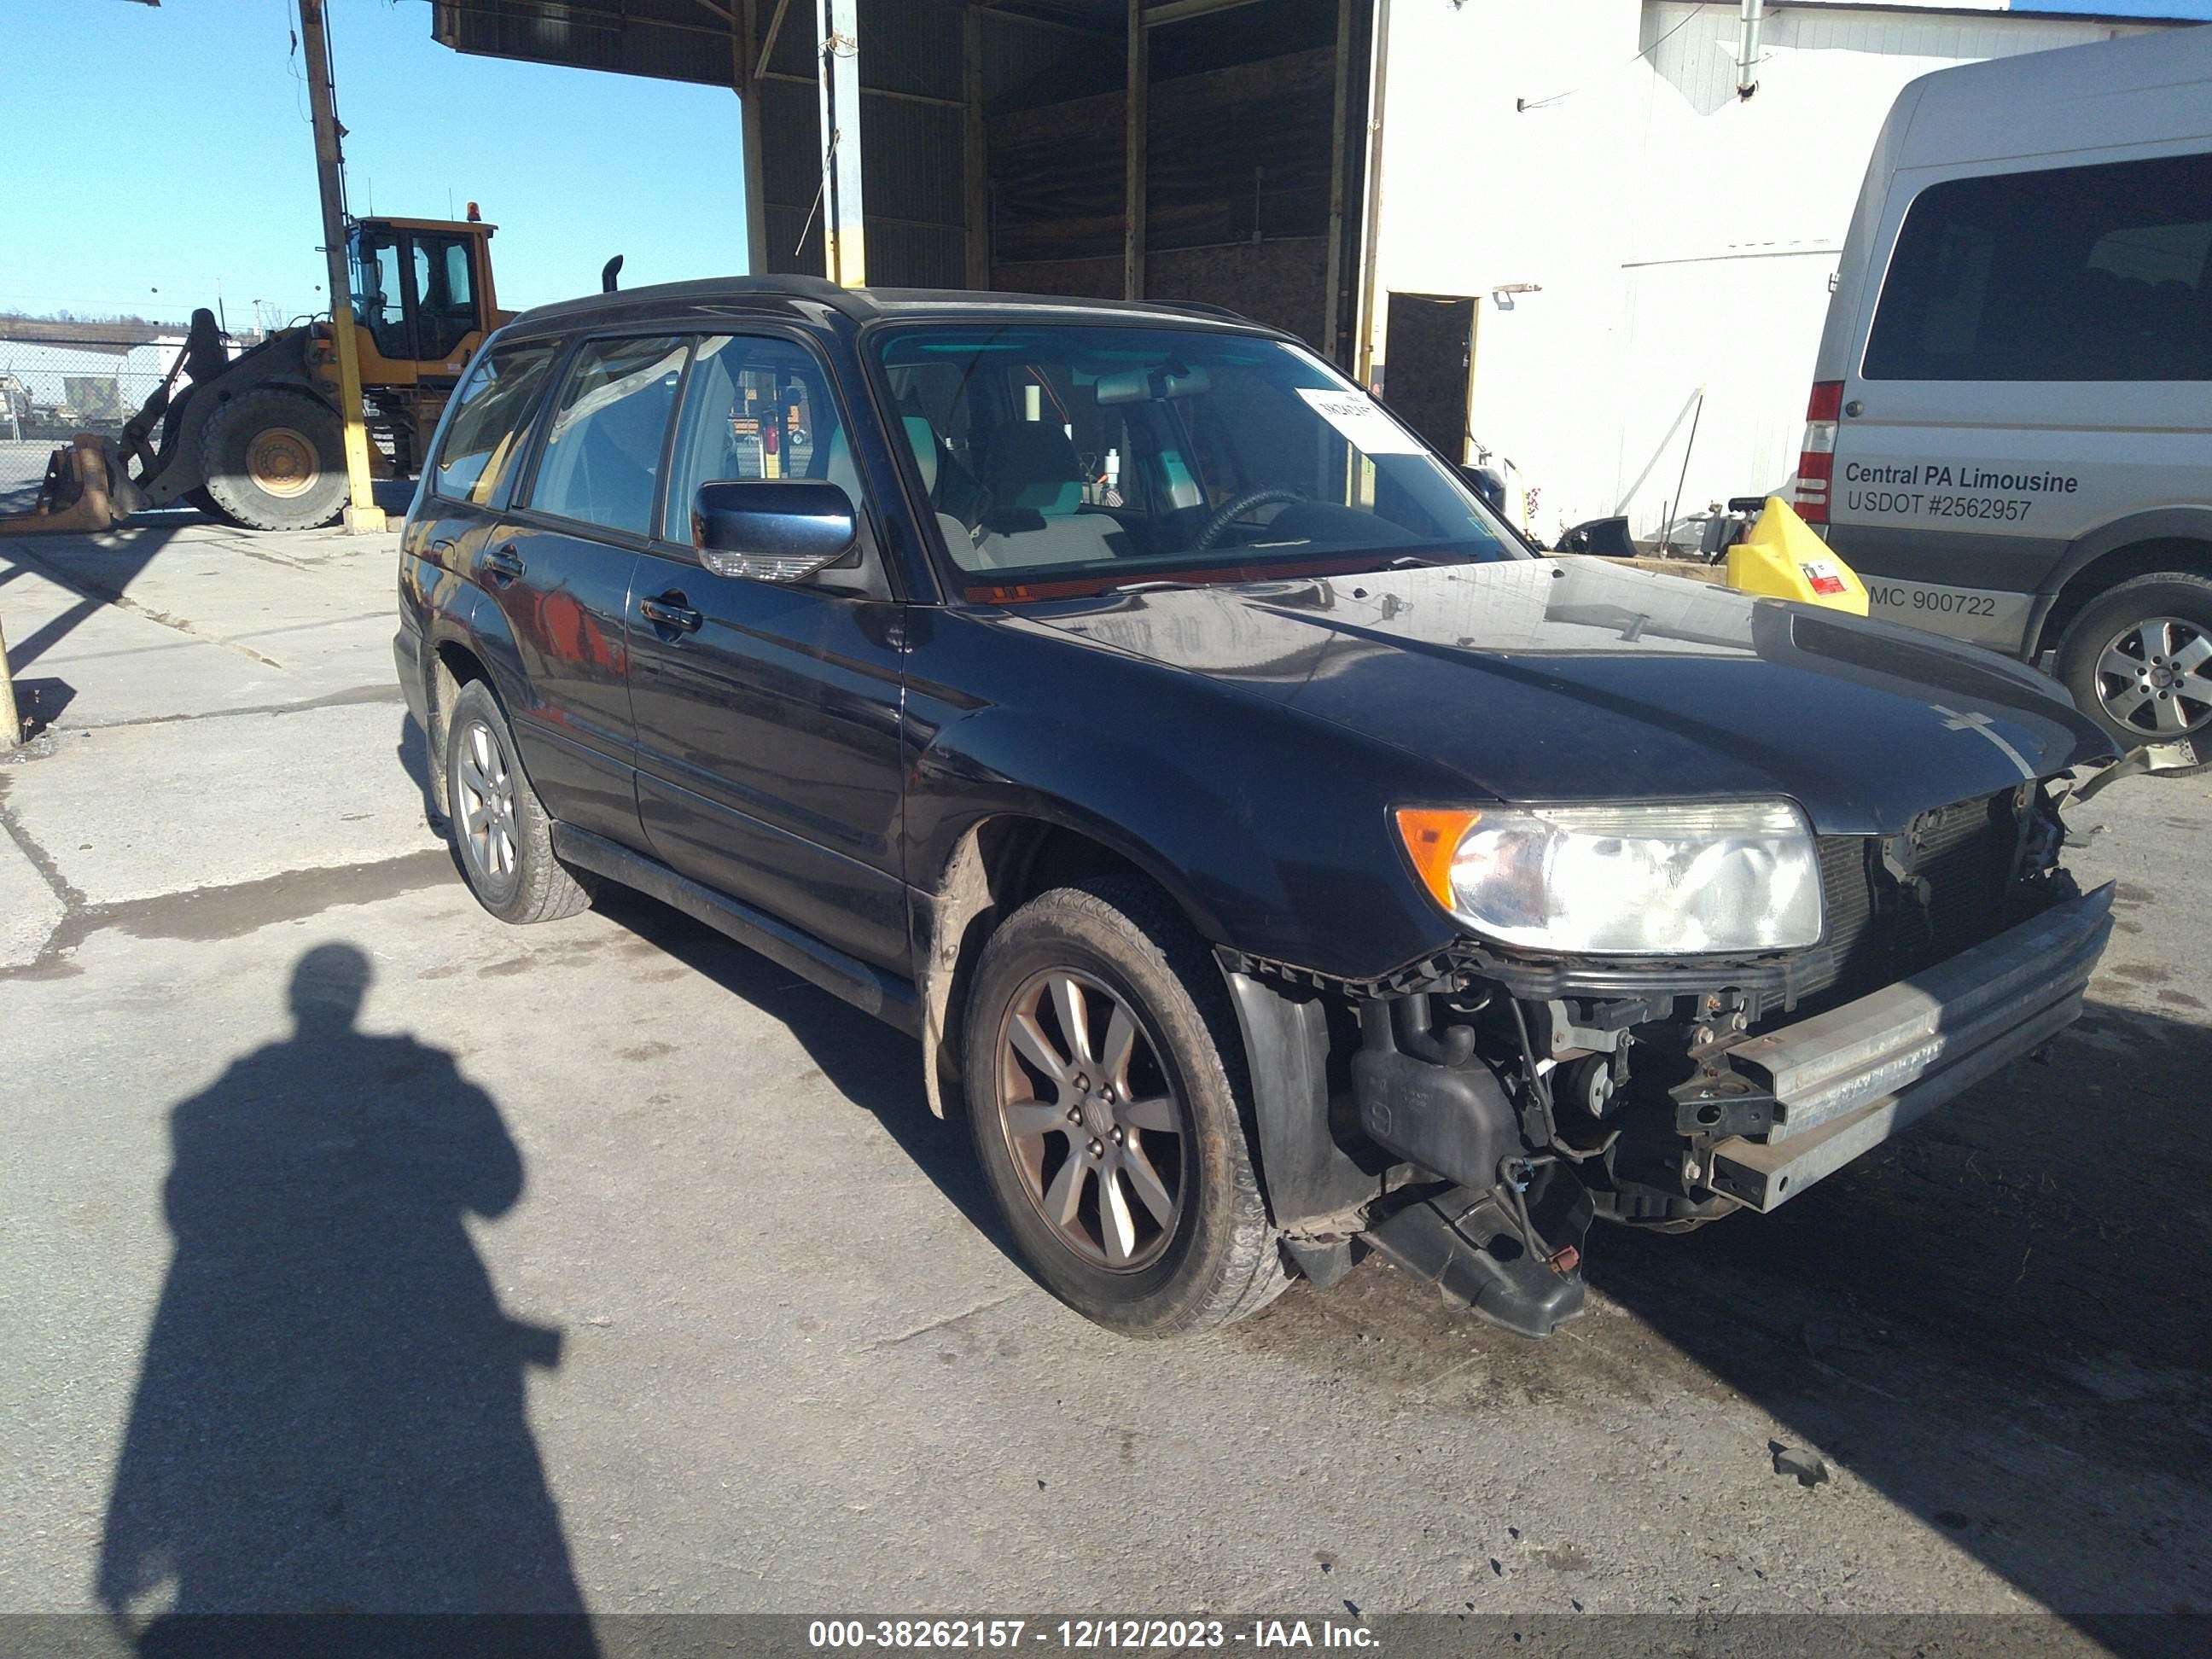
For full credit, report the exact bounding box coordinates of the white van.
[1802,26,2212,749]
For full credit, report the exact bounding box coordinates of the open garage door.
[431,1,1379,364]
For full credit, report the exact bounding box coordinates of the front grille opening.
[1800,793,2017,1008]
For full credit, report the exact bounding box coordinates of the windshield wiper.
[1098,578,1197,597]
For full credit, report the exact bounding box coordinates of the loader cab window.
[348,225,480,364]
[351,232,409,361]
[412,234,479,364]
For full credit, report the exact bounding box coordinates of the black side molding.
[550,823,921,1037]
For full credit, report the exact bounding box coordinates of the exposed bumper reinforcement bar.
[1708,883,2113,1213]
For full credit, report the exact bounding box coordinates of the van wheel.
[963,878,1285,1338]
[443,679,593,925]
[2058,573,2212,748]
[199,388,348,532]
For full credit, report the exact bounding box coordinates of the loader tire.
[183,486,236,524]
[200,389,347,532]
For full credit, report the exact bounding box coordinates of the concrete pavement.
[3,514,2209,1633]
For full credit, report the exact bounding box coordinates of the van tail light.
[1793,381,1842,525]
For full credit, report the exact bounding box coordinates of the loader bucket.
[0,436,146,535]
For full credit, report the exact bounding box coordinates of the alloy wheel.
[2093,617,2212,736]
[993,969,1186,1272]
[456,719,520,889]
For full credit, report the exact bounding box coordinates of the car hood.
[1010,557,2113,834]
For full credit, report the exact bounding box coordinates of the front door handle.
[640,592,703,634]
[483,544,525,586]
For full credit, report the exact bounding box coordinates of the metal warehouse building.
[432,0,2210,542]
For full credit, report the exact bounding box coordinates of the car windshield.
[872,322,1522,599]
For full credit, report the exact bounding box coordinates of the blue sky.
[2033,2,2212,16]
[1,0,748,326]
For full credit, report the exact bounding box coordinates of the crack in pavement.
[1,540,288,670]
[35,683,403,733]
[0,847,457,980]
[864,1291,1022,1350]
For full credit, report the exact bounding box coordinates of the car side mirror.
[692,479,858,582]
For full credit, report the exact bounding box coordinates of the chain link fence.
[0,327,185,509]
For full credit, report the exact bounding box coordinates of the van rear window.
[1864,152,2212,382]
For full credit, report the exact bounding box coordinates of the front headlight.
[1394,800,1824,955]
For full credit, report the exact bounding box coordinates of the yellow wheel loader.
[1,214,509,536]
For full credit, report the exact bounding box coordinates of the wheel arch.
[915,812,1375,1234]
[2031,509,2212,658]
[912,809,1223,1125]
[138,341,333,504]
[421,595,528,800]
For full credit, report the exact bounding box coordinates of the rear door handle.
[640,593,703,634]
[429,537,457,558]
[483,544,525,586]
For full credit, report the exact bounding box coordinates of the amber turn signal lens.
[1394,807,1480,911]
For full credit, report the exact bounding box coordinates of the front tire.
[963,878,1285,1338]
[442,679,592,925]
[199,387,347,532]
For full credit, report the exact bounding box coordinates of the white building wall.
[1372,1,2157,543]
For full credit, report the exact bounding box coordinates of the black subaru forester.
[394,276,2116,1340]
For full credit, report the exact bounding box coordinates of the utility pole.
[816,0,866,287]
[0,617,19,750]
[298,0,386,533]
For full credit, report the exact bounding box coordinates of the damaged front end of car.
[1223,780,2111,1338]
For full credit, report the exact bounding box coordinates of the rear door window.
[526,335,690,538]
[1864,151,2212,381]
[429,340,558,506]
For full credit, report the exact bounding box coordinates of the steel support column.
[1353,0,1391,387]
[1124,1,1147,301]
[739,0,771,274]
[964,1,989,288]
[1321,0,1354,361]
[816,0,866,287]
[297,0,384,533]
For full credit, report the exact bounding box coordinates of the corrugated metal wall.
[757,0,969,286]
[1640,0,2143,119]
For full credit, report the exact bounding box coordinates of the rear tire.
[443,679,593,925]
[963,877,1285,1338]
[2057,573,2212,750]
[199,387,347,532]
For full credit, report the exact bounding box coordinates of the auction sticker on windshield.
[1297,387,1424,456]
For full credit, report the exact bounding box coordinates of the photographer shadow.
[97,945,595,1649]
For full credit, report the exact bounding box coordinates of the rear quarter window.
[1863,151,2212,381]
[430,341,558,505]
